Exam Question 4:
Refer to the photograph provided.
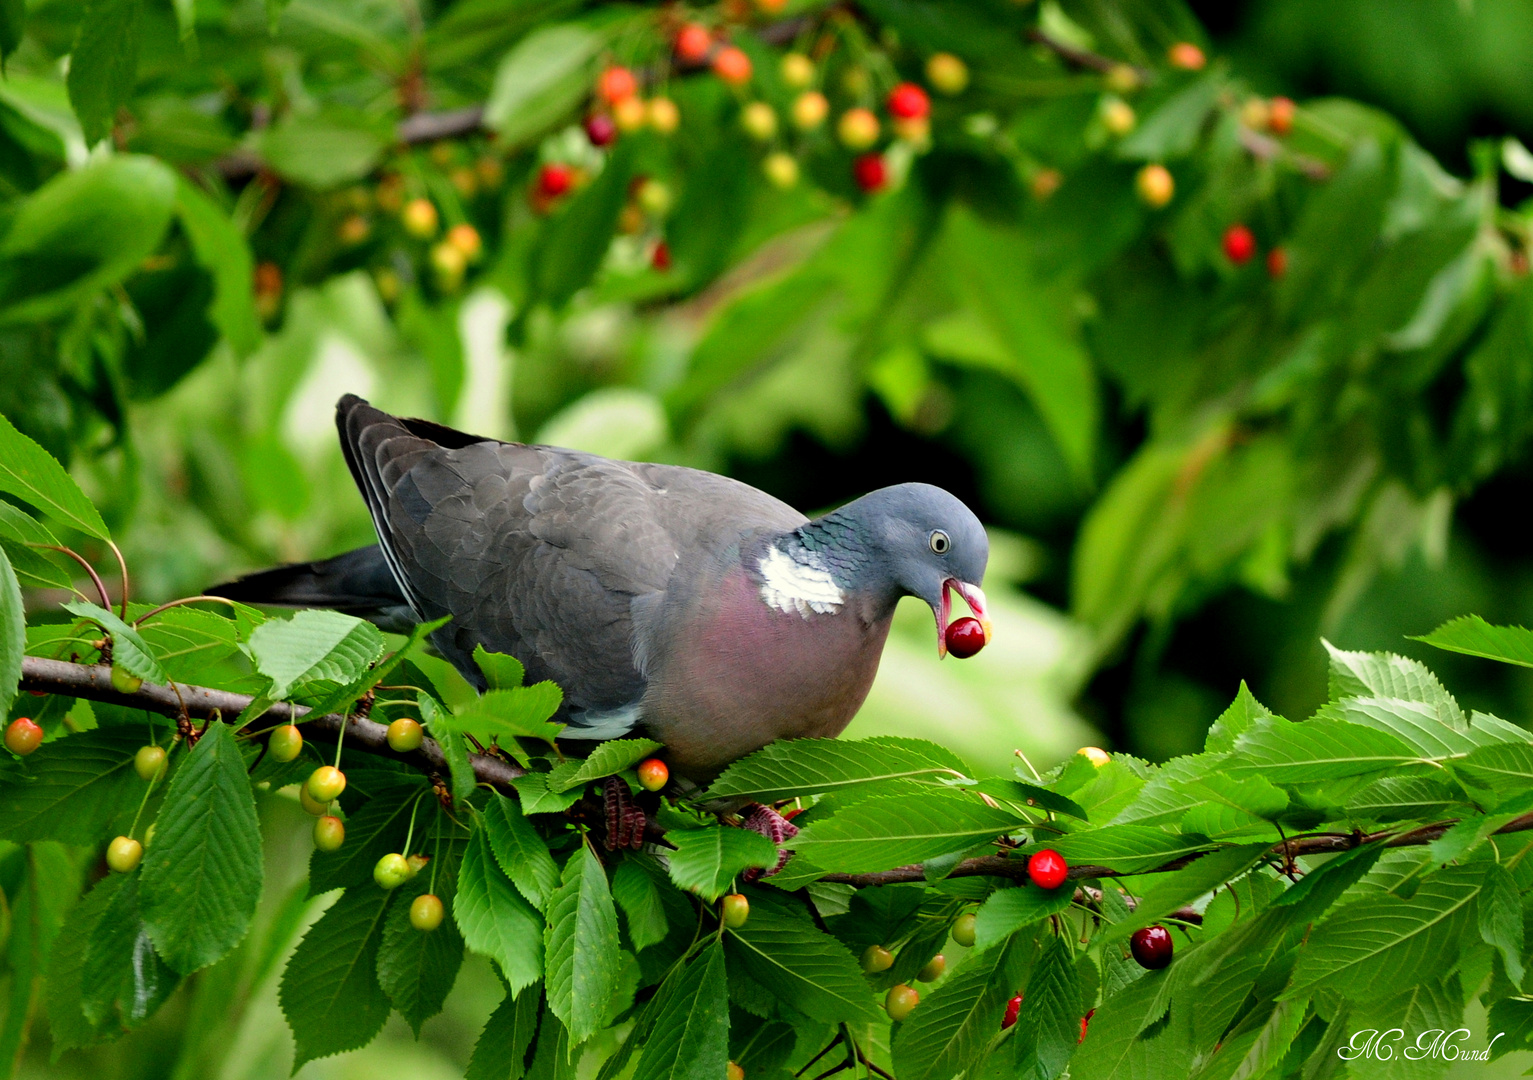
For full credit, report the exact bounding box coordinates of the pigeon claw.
[603,776,647,851]
[740,804,799,881]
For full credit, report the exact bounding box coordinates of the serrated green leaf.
[1414,614,1533,669]
[81,870,178,1028]
[666,827,778,901]
[308,780,420,895]
[474,645,527,690]
[174,176,261,358]
[1449,741,1533,799]
[0,545,22,720]
[45,870,123,1052]
[512,769,583,814]
[246,609,385,700]
[1072,966,1187,1079]
[973,884,1074,950]
[66,0,140,144]
[467,982,541,1080]
[139,722,263,973]
[0,728,144,843]
[134,605,251,688]
[787,793,1023,873]
[62,600,167,684]
[377,846,465,1034]
[632,941,730,1080]
[893,930,1032,1080]
[1193,995,1307,1080]
[1015,935,1081,1080]
[0,411,110,540]
[544,843,620,1042]
[556,738,663,791]
[612,859,668,952]
[1344,774,1472,822]
[1205,682,1278,754]
[1103,844,1269,943]
[455,825,544,996]
[725,892,881,1025]
[1045,825,1215,875]
[1286,864,1483,1001]
[707,737,971,803]
[1228,717,1419,781]
[440,685,565,749]
[0,502,74,591]
[421,693,477,803]
[1325,641,1463,722]
[278,886,392,1069]
[484,792,559,911]
[1479,862,1524,986]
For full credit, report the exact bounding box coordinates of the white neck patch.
[758,544,844,617]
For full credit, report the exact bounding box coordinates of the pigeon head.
[799,483,991,657]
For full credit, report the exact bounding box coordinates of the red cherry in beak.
[945,616,987,658]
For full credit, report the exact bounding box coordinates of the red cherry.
[1268,96,1295,136]
[1002,994,1022,1029]
[598,66,638,105]
[945,616,986,658]
[1130,925,1173,970]
[887,82,930,120]
[1266,246,1288,278]
[636,758,669,791]
[1079,1007,1096,1043]
[5,717,44,756]
[539,163,573,197]
[585,114,617,147]
[853,154,887,192]
[1027,848,1068,890]
[712,46,752,85]
[1222,224,1256,265]
[675,23,712,64]
[652,241,671,271]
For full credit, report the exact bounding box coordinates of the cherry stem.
[34,545,112,611]
[107,540,130,619]
[133,595,241,627]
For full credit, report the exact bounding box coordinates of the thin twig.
[35,546,112,610]
[108,540,131,619]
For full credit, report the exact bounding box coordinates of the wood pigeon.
[212,396,991,777]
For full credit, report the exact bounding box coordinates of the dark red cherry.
[1130,925,1173,970]
[945,617,986,658]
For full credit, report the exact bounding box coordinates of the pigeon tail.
[205,545,418,633]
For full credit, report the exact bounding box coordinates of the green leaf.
[1413,614,1533,669]
[45,870,124,1052]
[787,793,1024,873]
[1115,74,1222,160]
[377,851,466,1035]
[1072,967,1187,1079]
[278,886,392,1070]
[725,892,882,1025]
[632,941,731,1080]
[973,884,1074,950]
[467,982,541,1080]
[998,779,1089,820]
[62,600,167,684]
[174,177,260,359]
[484,791,559,911]
[474,644,527,690]
[0,544,22,720]
[1449,741,1533,800]
[1345,774,1472,822]
[1015,936,1081,1080]
[1325,641,1463,721]
[1205,682,1277,754]
[258,107,388,189]
[246,609,386,700]
[512,769,583,815]
[544,843,620,1042]
[1228,717,1420,781]
[666,827,778,901]
[534,139,633,308]
[6,842,82,1062]
[66,0,140,144]
[0,728,144,843]
[1285,864,1483,1002]
[893,930,1032,1080]
[139,722,263,973]
[0,502,73,591]
[0,155,176,324]
[81,870,178,1028]
[612,859,668,952]
[0,411,110,540]
[708,737,972,803]
[556,738,663,791]
[308,780,419,895]
[1102,843,1270,943]
[483,23,602,146]
[421,693,477,804]
[1,0,22,62]
[1479,862,1524,986]
[455,825,544,996]
[441,685,565,750]
[1045,825,1215,875]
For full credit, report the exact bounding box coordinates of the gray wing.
[335,396,802,729]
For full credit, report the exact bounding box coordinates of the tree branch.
[19,655,524,788]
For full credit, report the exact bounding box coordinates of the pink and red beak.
[934,579,991,658]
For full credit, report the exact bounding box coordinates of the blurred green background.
[7,0,1533,1073]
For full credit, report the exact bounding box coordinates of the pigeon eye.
[929,530,950,555]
